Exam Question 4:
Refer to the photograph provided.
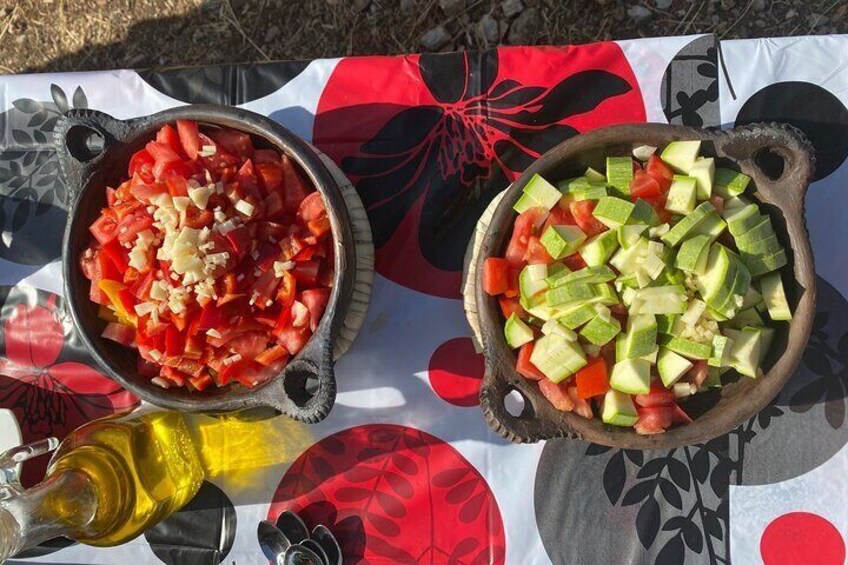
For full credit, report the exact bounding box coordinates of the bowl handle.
[479,353,574,443]
[259,325,337,424]
[719,122,815,206]
[53,109,135,205]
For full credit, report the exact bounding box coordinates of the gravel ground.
[0,0,846,74]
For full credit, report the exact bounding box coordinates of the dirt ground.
[0,0,846,75]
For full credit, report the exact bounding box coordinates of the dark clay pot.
[55,105,356,423]
[475,123,817,449]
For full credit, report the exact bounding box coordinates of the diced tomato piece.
[516,342,545,380]
[629,171,662,201]
[292,245,316,262]
[106,187,117,206]
[211,128,253,159]
[563,253,587,270]
[252,269,281,309]
[566,386,594,419]
[482,257,509,296]
[156,124,183,155]
[634,406,674,435]
[307,216,331,238]
[575,357,610,399]
[276,271,296,306]
[498,296,524,319]
[523,236,554,265]
[275,324,311,356]
[281,155,311,210]
[99,241,127,278]
[117,212,154,245]
[505,207,548,267]
[297,192,326,223]
[153,159,195,181]
[292,260,319,287]
[128,149,155,181]
[257,221,289,241]
[165,174,188,197]
[256,162,284,193]
[684,360,710,388]
[176,120,201,160]
[228,332,269,360]
[183,207,214,229]
[255,344,289,366]
[263,191,285,217]
[538,379,575,412]
[634,380,677,407]
[569,200,607,237]
[671,404,692,423]
[102,322,135,346]
[255,240,281,272]
[90,215,118,245]
[131,182,167,201]
[301,288,330,332]
[645,154,674,192]
[504,268,520,298]
[541,204,575,233]
[129,270,155,299]
[146,140,181,164]
[198,302,222,331]
[710,195,724,215]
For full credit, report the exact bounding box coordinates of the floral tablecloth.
[1,33,847,565]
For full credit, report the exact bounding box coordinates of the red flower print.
[0,286,139,485]
[269,424,506,565]
[314,45,646,298]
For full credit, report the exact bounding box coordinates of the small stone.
[478,13,500,43]
[439,0,465,15]
[627,4,652,22]
[754,18,766,28]
[264,25,280,43]
[421,25,452,50]
[501,0,524,18]
[807,13,825,28]
[655,0,672,10]
[507,7,539,44]
[711,14,720,24]
[352,0,371,11]
[785,8,796,19]
[752,0,765,10]
[400,0,416,12]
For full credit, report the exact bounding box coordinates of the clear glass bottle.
[0,410,204,562]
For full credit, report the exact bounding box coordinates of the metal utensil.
[258,520,290,562]
[275,511,309,545]
[284,544,324,565]
[310,525,342,565]
[300,539,330,565]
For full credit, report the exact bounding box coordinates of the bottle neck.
[0,470,98,562]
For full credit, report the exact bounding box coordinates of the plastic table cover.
[1,33,847,565]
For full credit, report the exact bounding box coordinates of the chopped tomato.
[541,204,575,233]
[538,379,574,412]
[165,174,188,197]
[569,200,607,237]
[301,288,330,332]
[164,326,184,357]
[575,358,610,399]
[634,406,674,435]
[281,155,310,210]
[684,360,710,388]
[253,149,281,164]
[563,253,587,270]
[156,124,183,155]
[298,192,327,222]
[275,325,311,355]
[307,216,331,238]
[128,149,155,181]
[645,154,674,191]
[483,257,509,295]
[635,381,677,408]
[102,322,135,346]
[498,296,524,318]
[255,344,288,366]
[211,128,253,159]
[710,195,724,214]
[566,386,594,419]
[256,162,284,193]
[276,271,296,306]
[629,171,662,201]
[516,342,545,380]
[504,268,520,299]
[293,260,319,287]
[116,211,154,245]
[224,226,251,257]
[505,207,547,267]
[183,207,213,229]
[524,236,554,265]
[146,140,181,164]
[90,215,118,245]
[176,119,201,160]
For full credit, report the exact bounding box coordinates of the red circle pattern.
[761,512,845,565]
[269,424,505,564]
[427,338,485,407]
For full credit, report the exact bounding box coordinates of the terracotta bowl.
[473,123,816,449]
[55,105,370,422]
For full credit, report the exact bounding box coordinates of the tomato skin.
[538,379,575,412]
[569,200,607,237]
[298,192,326,222]
[505,207,548,268]
[635,406,674,435]
[523,236,554,265]
[542,204,575,233]
[281,155,310,210]
[301,288,330,332]
[645,155,674,191]
[575,357,610,399]
[498,296,524,319]
[90,215,118,245]
[256,162,284,193]
[634,381,677,407]
[156,124,183,156]
[516,342,545,380]
[176,120,201,160]
[165,174,188,197]
[146,140,181,164]
[128,149,155,181]
[630,171,662,201]
[482,257,509,296]
[211,129,254,159]
[116,211,154,244]
[275,325,311,355]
